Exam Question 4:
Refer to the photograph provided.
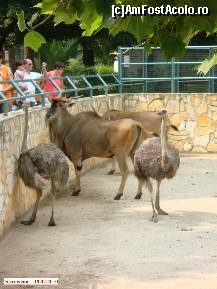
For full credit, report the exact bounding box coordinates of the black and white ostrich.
[18,103,69,226]
[134,110,180,223]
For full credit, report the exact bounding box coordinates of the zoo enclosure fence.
[0,74,122,116]
[118,46,217,93]
[1,45,217,116]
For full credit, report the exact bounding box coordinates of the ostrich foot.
[157,208,168,215]
[134,192,142,199]
[21,219,35,225]
[150,213,158,223]
[114,193,123,200]
[108,169,115,175]
[72,189,81,196]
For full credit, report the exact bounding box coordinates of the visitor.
[0,51,14,112]
[42,62,64,100]
[13,61,28,110]
[23,59,42,106]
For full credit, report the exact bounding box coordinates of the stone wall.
[0,96,116,238]
[123,93,217,153]
[1,93,217,238]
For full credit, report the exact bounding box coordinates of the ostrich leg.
[21,189,42,225]
[147,178,158,223]
[48,179,56,226]
[155,180,168,215]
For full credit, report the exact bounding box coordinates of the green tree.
[17,0,217,73]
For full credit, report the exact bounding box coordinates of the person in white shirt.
[23,59,42,105]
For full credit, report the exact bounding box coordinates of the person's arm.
[41,62,48,77]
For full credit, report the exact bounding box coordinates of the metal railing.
[0,74,121,116]
[118,46,217,93]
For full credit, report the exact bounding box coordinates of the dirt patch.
[1,155,217,289]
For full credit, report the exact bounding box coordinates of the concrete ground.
[1,155,217,289]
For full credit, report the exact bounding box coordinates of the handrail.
[0,74,120,116]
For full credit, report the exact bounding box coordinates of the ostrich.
[18,102,69,226]
[134,110,180,223]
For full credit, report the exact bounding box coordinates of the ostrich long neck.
[161,116,168,169]
[21,104,29,153]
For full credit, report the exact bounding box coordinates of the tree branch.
[31,13,54,30]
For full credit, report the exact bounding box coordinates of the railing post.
[112,74,121,94]
[65,76,78,97]
[176,62,179,93]
[81,75,93,97]
[97,73,108,96]
[118,46,123,93]
[209,48,215,93]
[171,57,175,93]
[0,91,8,116]
[144,48,147,93]
[31,79,46,106]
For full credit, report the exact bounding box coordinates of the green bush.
[65,58,114,76]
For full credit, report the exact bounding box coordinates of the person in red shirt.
[42,62,64,100]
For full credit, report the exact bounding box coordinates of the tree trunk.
[24,47,35,61]
[81,38,95,67]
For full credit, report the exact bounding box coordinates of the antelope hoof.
[48,220,56,227]
[114,193,123,200]
[21,219,34,226]
[108,169,115,175]
[157,208,168,215]
[134,192,142,199]
[72,189,81,196]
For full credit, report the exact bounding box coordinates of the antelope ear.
[64,99,75,108]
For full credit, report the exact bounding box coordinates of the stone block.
[194,135,210,147]
[192,146,207,153]
[137,102,148,112]
[191,95,202,106]
[185,121,197,137]
[195,126,214,136]
[170,112,187,127]
[166,99,180,114]
[148,99,164,111]
[197,114,213,127]
[183,143,193,152]
[207,142,217,152]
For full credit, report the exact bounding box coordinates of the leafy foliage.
[18,0,217,68]
[24,31,46,51]
[40,39,82,68]
[196,52,217,75]
[65,58,113,75]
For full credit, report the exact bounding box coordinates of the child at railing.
[13,61,28,110]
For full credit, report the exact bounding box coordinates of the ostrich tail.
[18,152,46,190]
[134,157,147,182]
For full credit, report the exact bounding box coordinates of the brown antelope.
[101,105,178,176]
[46,97,156,200]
